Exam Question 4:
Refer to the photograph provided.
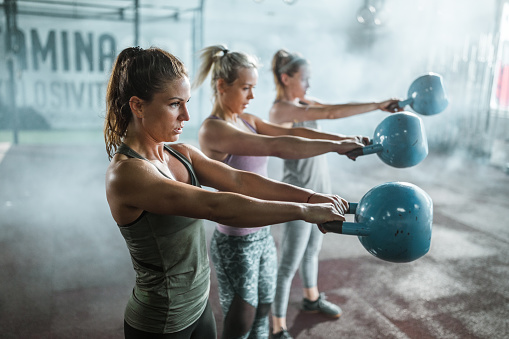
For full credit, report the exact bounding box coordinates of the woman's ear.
[129,96,144,118]
[280,73,290,86]
[216,78,226,94]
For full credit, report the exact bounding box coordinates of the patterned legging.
[211,227,277,339]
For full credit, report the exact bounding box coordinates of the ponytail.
[193,44,259,99]
[104,47,188,159]
[271,49,308,97]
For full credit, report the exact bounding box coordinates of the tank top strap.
[116,143,200,187]
[239,117,257,133]
[163,145,200,187]
[116,143,145,160]
[273,99,309,106]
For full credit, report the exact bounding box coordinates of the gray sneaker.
[301,293,342,318]
[271,329,293,339]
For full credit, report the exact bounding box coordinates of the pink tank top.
[207,115,269,236]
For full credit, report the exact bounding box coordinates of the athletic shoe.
[271,329,293,339]
[301,292,342,318]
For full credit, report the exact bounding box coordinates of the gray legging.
[272,219,324,318]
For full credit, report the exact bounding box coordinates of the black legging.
[221,294,271,339]
[124,301,216,339]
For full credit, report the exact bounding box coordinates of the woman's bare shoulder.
[167,142,197,155]
[106,154,149,181]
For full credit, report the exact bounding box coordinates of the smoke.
[199,0,500,156]
[0,2,506,334]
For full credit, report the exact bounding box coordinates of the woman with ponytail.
[193,45,370,339]
[104,46,350,339]
[268,49,402,338]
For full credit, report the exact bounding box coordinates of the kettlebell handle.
[346,144,383,157]
[318,220,371,236]
[398,98,413,108]
[318,203,366,235]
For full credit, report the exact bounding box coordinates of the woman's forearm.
[204,191,340,228]
[268,136,348,159]
[324,102,379,119]
[287,127,348,141]
[205,192,306,227]
[229,169,314,202]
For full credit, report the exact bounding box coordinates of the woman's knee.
[222,294,256,338]
[256,302,271,319]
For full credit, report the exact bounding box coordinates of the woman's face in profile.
[221,67,258,113]
[286,64,310,98]
[140,76,192,143]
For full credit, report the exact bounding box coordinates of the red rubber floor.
[0,144,507,338]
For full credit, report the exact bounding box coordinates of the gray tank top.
[283,120,332,194]
[115,144,210,333]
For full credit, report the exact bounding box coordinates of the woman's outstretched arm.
[269,98,402,125]
[106,144,347,227]
[198,116,363,161]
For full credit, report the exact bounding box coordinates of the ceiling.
[0,0,204,21]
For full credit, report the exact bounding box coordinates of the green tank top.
[116,143,210,333]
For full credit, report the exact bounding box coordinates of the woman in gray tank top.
[268,49,403,339]
[104,47,351,339]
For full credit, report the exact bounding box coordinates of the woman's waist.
[215,224,270,239]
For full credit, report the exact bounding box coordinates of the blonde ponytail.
[193,44,259,99]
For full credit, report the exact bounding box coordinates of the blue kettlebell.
[319,182,433,263]
[396,73,449,115]
[347,112,428,168]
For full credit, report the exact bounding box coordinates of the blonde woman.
[269,49,402,339]
[193,44,367,339]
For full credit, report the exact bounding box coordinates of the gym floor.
[1,142,508,339]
